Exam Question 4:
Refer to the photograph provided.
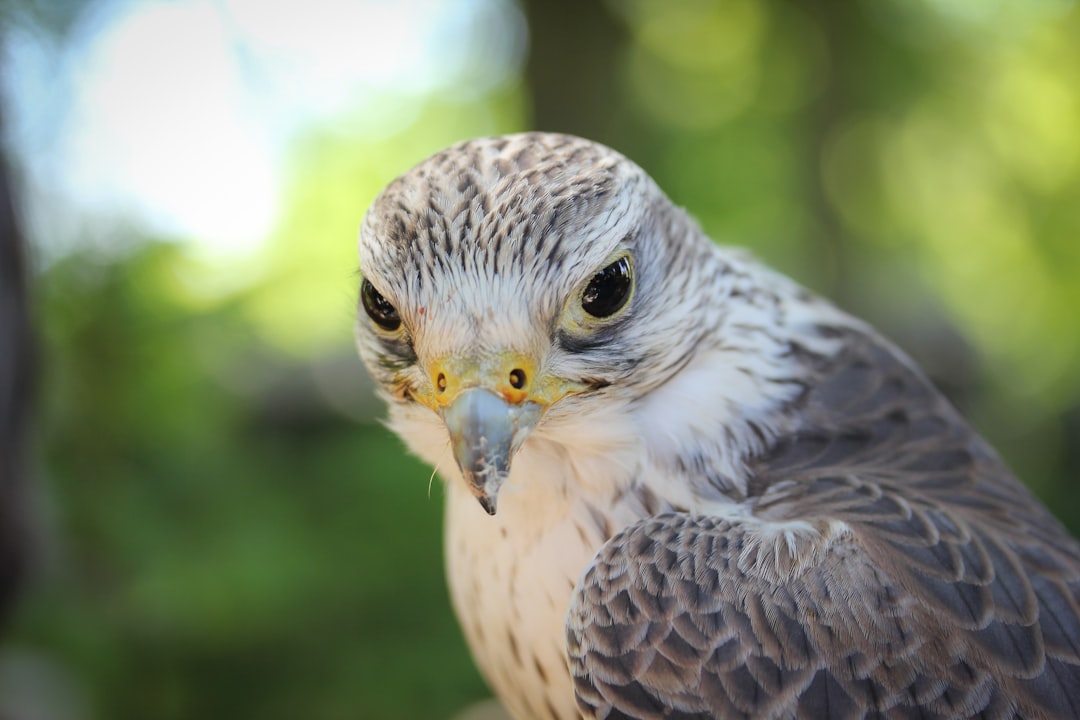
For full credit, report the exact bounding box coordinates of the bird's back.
[568,328,1080,719]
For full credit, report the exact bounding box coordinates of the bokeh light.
[1,0,1078,718]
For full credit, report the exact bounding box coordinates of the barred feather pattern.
[567,333,1080,719]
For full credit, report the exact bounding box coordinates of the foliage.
[4,1,1080,718]
[7,242,489,718]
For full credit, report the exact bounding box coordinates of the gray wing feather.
[568,331,1080,719]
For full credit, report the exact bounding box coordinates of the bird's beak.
[440,388,541,515]
[416,352,585,515]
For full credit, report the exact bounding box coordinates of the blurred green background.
[2,0,1079,718]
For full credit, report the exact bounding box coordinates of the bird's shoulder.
[746,327,1073,547]
[568,327,1080,719]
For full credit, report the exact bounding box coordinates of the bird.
[353,132,1080,719]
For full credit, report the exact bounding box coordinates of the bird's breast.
[442,450,647,720]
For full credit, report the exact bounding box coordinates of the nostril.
[436,372,447,392]
[508,368,527,390]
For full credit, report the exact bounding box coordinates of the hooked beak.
[414,351,586,515]
[440,388,542,515]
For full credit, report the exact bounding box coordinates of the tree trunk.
[0,102,34,631]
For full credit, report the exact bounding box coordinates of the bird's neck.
[529,259,856,513]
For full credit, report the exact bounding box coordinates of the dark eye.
[581,256,633,318]
[361,279,401,331]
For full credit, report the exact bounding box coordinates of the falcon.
[354,132,1080,719]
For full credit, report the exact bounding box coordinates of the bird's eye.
[581,256,633,318]
[361,279,401,331]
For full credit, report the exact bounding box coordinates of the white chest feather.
[443,437,649,720]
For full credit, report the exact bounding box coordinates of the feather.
[355,132,1080,719]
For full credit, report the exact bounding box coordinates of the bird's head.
[355,133,730,514]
